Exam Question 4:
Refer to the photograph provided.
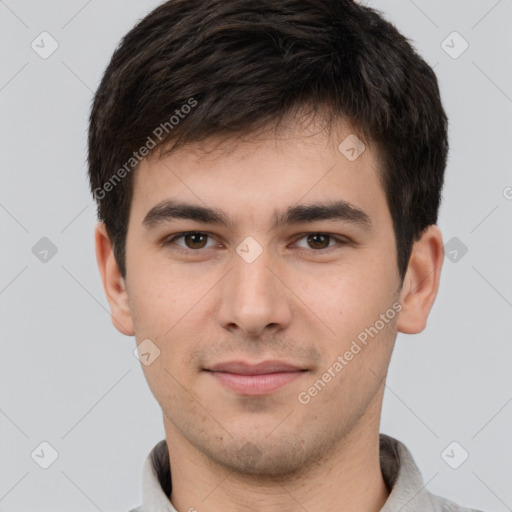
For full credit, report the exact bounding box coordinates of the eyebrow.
[142,199,373,231]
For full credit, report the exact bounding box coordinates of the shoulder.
[428,493,486,512]
[379,434,487,512]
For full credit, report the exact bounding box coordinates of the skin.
[96,117,444,512]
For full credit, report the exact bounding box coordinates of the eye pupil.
[307,234,329,249]
[175,233,337,251]
[185,233,207,249]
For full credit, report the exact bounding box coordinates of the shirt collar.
[138,434,438,512]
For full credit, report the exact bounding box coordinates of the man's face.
[122,122,403,475]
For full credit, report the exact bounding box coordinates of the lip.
[208,360,305,374]
[205,360,307,396]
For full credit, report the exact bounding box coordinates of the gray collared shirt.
[129,434,484,512]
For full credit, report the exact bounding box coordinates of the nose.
[217,246,293,338]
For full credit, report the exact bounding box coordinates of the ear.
[94,222,135,336]
[396,225,444,334]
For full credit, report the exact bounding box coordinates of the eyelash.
[163,231,350,254]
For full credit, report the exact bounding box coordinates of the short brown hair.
[88,0,448,279]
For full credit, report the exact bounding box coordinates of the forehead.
[129,119,388,230]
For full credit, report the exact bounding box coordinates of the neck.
[164,394,389,512]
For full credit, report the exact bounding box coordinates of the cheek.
[304,267,399,370]
[128,265,214,372]
[316,259,396,316]
[127,255,189,333]
[130,277,171,334]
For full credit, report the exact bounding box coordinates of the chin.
[198,436,323,478]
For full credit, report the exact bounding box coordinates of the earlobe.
[396,225,444,335]
[94,222,135,336]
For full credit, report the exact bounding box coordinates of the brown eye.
[306,234,331,249]
[294,233,347,252]
[183,233,209,249]
[164,231,217,252]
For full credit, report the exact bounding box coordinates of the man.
[88,1,484,510]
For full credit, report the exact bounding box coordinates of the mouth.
[204,360,308,396]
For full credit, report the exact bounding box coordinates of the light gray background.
[1,0,511,510]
